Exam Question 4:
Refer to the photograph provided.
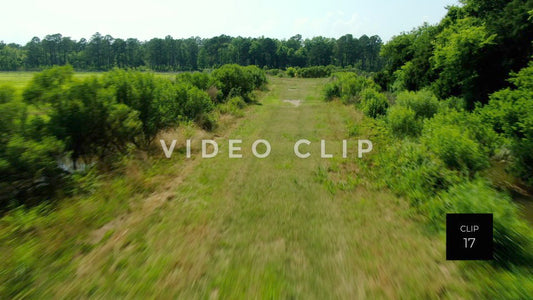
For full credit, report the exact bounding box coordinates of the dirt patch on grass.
[283,99,302,107]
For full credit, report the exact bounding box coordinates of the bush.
[395,89,439,119]
[176,72,211,90]
[184,86,214,120]
[219,96,247,116]
[195,112,218,131]
[323,81,340,101]
[422,117,489,173]
[0,88,66,207]
[286,67,296,77]
[427,179,533,266]
[387,105,422,137]
[0,84,15,103]
[375,141,460,205]
[244,65,267,89]
[323,72,380,103]
[479,63,533,186]
[360,88,389,118]
[295,65,335,78]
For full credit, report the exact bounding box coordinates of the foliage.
[386,105,421,137]
[360,88,388,118]
[431,17,496,107]
[0,85,65,207]
[219,96,247,116]
[421,115,489,173]
[479,62,533,185]
[286,67,296,77]
[244,65,267,88]
[294,65,335,78]
[1,64,265,208]
[323,72,380,103]
[374,140,460,205]
[427,179,533,266]
[175,72,211,90]
[0,33,384,72]
[212,64,255,101]
[395,89,439,119]
[380,1,533,106]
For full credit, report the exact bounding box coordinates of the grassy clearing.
[0,71,177,96]
[1,77,473,298]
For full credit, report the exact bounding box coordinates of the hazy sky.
[1,0,458,44]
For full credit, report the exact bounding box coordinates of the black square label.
[446,213,493,260]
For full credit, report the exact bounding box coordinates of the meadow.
[1,1,532,298]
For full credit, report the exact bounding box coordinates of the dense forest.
[0,33,383,71]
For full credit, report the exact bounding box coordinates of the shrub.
[176,72,211,90]
[286,67,296,77]
[323,81,340,101]
[440,96,466,111]
[211,64,252,100]
[387,105,422,137]
[0,92,66,207]
[0,85,15,103]
[422,117,489,173]
[22,65,74,105]
[244,65,267,89]
[195,112,218,131]
[184,86,214,120]
[323,72,380,103]
[479,63,533,186]
[360,88,389,118]
[219,96,247,116]
[295,65,335,78]
[375,141,460,205]
[395,89,439,119]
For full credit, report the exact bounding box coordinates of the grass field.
[0,76,474,298]
[0,71,178,96]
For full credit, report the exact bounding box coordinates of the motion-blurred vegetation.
[0,64,266,210]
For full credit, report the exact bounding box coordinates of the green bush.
[286,67,296,77]
[211,64,252,101]
[295,65,334,78]
[360,88,389,118]
[479,63,533,186]
[175,72,211,90]
[195,112,218,131]
[219,96,247,116]
[427,179,533,266]
[422,117,489,173]
[395,89,439,119]
[375,141,460,205]
[387,105,422,137]
[0,84,15,103]
[0,89,66,207]
[323,72,380,103]
[323,81,340,101]
[245,65,267,89]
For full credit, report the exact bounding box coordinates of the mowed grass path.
[48,77,467,298]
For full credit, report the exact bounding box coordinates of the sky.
[1,0,459,45]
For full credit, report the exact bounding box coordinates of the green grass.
[0,77,473,298]
[0,71,176,97]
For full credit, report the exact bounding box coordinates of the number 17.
[463,238,475,248]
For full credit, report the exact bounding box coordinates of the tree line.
[376,0,533,108]
[0,33,383,72]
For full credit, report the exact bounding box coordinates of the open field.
[0,77,472,298]
[0,71,178,95]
